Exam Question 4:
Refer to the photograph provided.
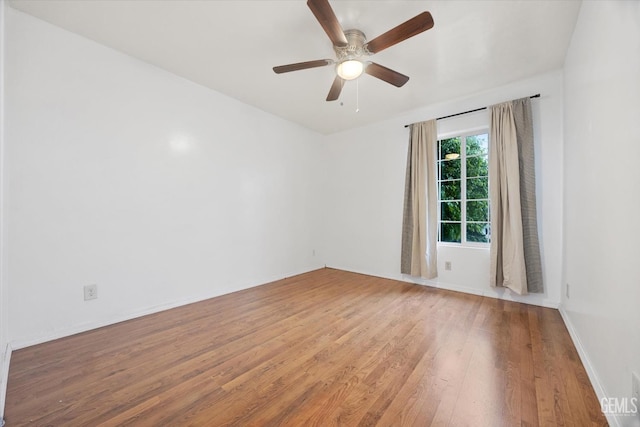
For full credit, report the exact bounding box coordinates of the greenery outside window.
[437,132,490,244]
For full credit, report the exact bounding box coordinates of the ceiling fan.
[273,0,434,101]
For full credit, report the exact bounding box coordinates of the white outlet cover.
[84,284,97,300]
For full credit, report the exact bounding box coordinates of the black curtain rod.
[404,94,541,128]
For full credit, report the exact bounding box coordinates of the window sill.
[437,242,490,250]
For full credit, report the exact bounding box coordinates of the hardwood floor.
[5,268,606,426]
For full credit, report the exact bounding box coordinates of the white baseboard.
[0,342,12,422]
[11,265,325,350]
[559,305,620,427]
[326,264,560,309]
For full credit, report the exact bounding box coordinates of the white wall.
[323,70,564,308]
[4,8,325,348]
[0,0,9,420]
[562,2,640,426]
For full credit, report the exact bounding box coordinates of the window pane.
[439,137,461,160]
[466,155,488,178]
[467,200,489,222]
[441,201,461,221]
[441,222,461,243]
[466,134,488,156]
[467,177,488,200]
[467,223,491,243]
[440,159,461,180]
[440,180,461,201]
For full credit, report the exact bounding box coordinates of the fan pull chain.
[356,79,360,113]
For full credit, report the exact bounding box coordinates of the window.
[437,132,490,244]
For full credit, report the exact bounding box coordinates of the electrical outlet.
[445,261,452,271]
[632,372,640,402]
[84,284,97,301]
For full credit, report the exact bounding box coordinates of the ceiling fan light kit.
[336,60,363,80]
[273,0,434,102]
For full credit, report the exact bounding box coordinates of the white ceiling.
[8,0,581,134]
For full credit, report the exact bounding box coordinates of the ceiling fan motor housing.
[334,29,370,61]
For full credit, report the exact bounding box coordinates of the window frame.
[436,128,490,247]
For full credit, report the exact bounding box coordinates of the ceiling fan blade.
[307,0,348,47]
[326,76,344,101]
[365,11,434,54]
[273,59,333,74]
[365,62,410,87]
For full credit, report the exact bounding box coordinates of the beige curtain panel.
[489,97,543,294]
[401,120,438,279]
